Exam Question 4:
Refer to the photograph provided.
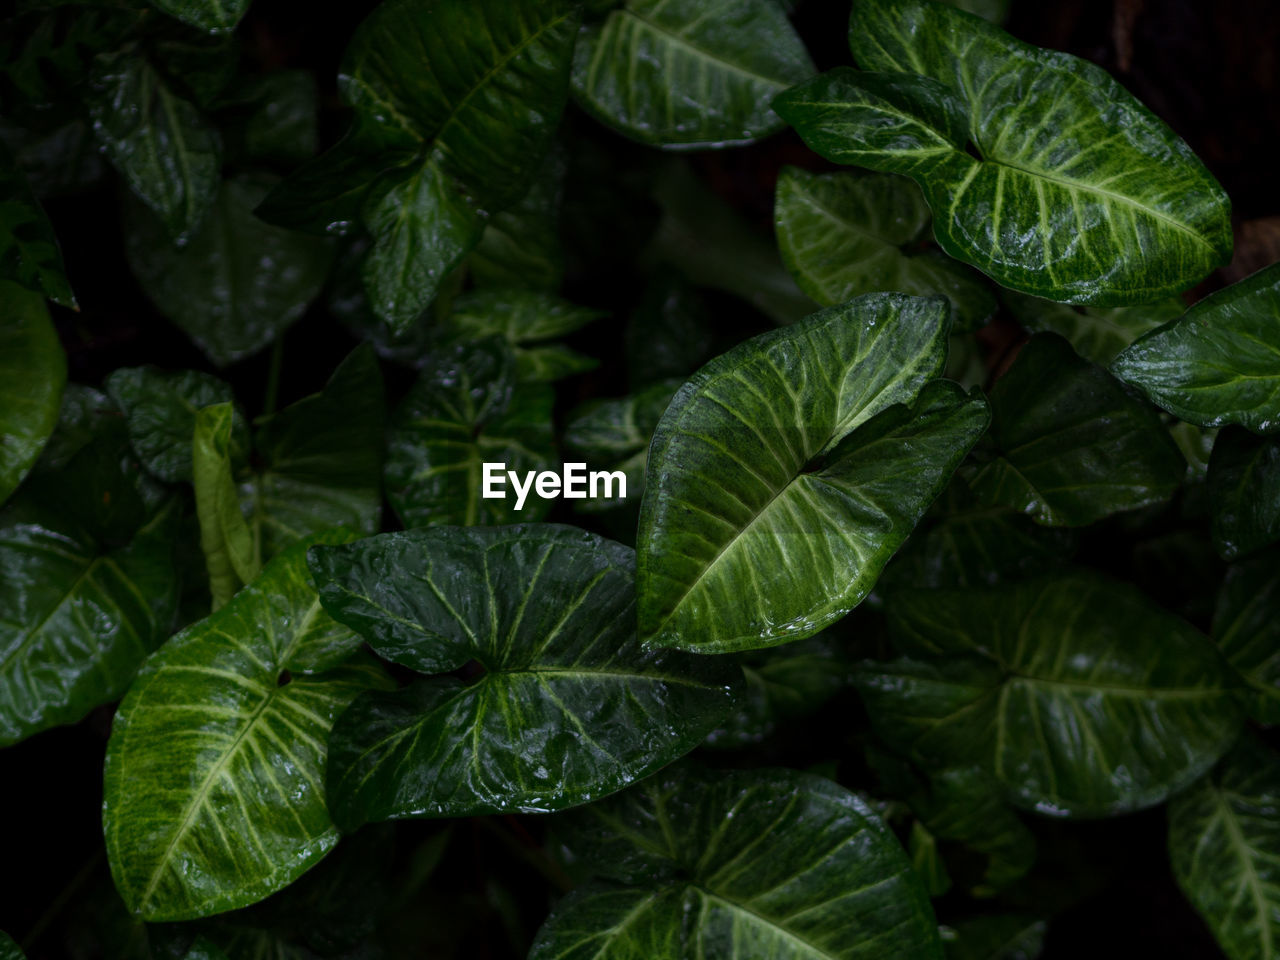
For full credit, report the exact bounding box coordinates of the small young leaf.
[1169,735,1280,960]
[775,167,994,330]
[638,294,988,652]
[572,0,815,148]
[310,525,738,827]
[385,338,556,528]
[125,177,334,367]
[970,334,1185,526]
[87,53,222,243]
[0,281,66,504]
[1213,546,1280,725]
[103,531,392,921]
[859,571,1242,817]
[1208,427,1280,559]
[193,402,258,608]
[1113,263,1280,434]
[532,767,943,959]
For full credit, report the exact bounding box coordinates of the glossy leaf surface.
[859,571,1242,817]
[1003,291,1183,367]
[87,53,222,243]
[0,281,65,503]
[531,766,942,959]
[193,402,258,609]
[105,366,236,483]
[638,294,988,652]
[1,149,75,305]
[385,338,556,528]
[1209,428,1280,560]
[1169,735,1280,960]
[970,334,1184,526]
[1213,547,1280,725]
[0,933,24,960]
[775,167,994,330]
[572,0,815,148]
[445,288,602,382]
[774,0,1231,304]
[125,177,334,367]
[103,531,391,921]
[310,525,737,826]
[148,0,251,35]
[1113,264,1280,434]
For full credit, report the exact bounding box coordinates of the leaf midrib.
[612,8,796,89]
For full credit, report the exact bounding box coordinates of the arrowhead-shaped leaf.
[530,766,943,959]
[309,525,738,828]
[125,177,334,367]
[1169,735,1280,960]
[0,282,65,504]
[103,531,392,921]
[969,333,1185,526]
[774,0,1231,305]
[1113,263,1280,434]
[1213,547,1280,725]
[572,0,815,148]
[1003,291,1184,367]
[858,571,1243,817]
[775,167,994,330]
[444,289,604,383]
[638,294,989,652]
[385,338,556,528]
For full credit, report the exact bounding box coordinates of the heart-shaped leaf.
[1,150,76,306]
[775,167,994,330]
[774,0,1231,305]
[638,294,989,652]
[309,525,738,828]
[0,415,179,747]
[87,53,222,243]
[385,338,556,528]
[1213,547,1280,725]
[0,282,65,504]
[103,530,392,921]
[1003,291,1184,367]
[444,289,604,383]
[858,571,1242,817]
[1169,735,1280,960]
[969,333,1185,526]
[125,177,334,367]
[1209,427,1280,559]
[530,766,943,959]
[571,0,815,148]
[1113,263,1280,434]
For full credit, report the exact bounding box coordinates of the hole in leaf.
[276,670,292,687]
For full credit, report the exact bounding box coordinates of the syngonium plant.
[0,0,1278,957]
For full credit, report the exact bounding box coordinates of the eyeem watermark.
[482,463,626,510]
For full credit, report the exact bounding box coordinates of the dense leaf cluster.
[2,0,1279,958]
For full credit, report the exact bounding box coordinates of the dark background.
[3,0,1278,956]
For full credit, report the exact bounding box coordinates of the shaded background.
[3,0,1278,956]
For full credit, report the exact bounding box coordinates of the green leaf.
[0,932,25,960]
[1213,546,1280,725]
[444,288,604,382]
[969,333,1185,526]
[194,402,259,609]
[1113,263,1280,434]
[531,766,943,959]
[310,525,738,827]
[910,820,953,897]
[571,0,815,148]
[105,366,237,483]
[1,146,76,306]
[775,167,994,330]
[773,0,1232,305]
[104,531,392,921]
[1003,291,1184,367]
[147,0,251,35]
[125,176,334,367]
[0,281,65,504]
[385,338,556,528]
[336,0,580,328]
[943,915,1045,960]
[469,146,565,292]
[1209,427,1280,560]
[221,70,319,167]
[638,294,988,652]
[87,52,222,244]
[626,270,715,387]
[1169,734,1280,960]
[0,436,179,746]
[564,379,681,513]
[858,570,1243,817]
